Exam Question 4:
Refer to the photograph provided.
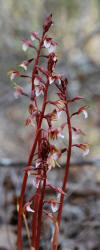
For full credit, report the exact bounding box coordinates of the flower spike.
[9,13,88,250]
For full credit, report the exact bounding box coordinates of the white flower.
[33,178,40,188]
[51,202,58,213]
[35,161,40,168]
[25,115,35,127]
[47,155,56,169]
[58,79,61,85]
[49,77,54,84]
[83,148,89,156]
[82,110,88,119]
[44,39,51,49]
[34,77,40,85]
[10,73,16,80]
[28,171,31,177]
[30,34,35,41]
[44,39,56,54]
[13,84,23,99]
[53,56,57,62]
[56,110,62,119]
[47,165,52,172]
[57,193,61,202]
[48,44,56,54]
[35,87,43,97]
[58,133,64,139]
[27,169,35,177]
[26,205,34,213]
[30,121,35,128]
[28,116,35,127]
[72,133,79,140]
[14,90,20,99]
[20,63,27,71]
[53,153,58,160]
[22,43,28,51]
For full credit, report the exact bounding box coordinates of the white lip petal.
[57,111,62,119]
[58,79,61,85]
[47,165,52,172]
[58,133,64,139]
[35,88,40,96]
[30,121,35,127]
[26,205,34,213]
[51,203,58,213]
[72,133,79,140]
[35,162,40,168]
[14,91,20,99]
[52,153,58,160]
[28,171,31,177]
[33,178,40,188]
[82,110,88,119]
[34,77,40,85]
[57,193,61,201]
[27,116,35,127]
[34,77,39,85]
[53,56,57,62]
[10,73,15,80]
[83,148,89,156]
[30,35,35,41]
[48,45,56,54]
[44,40,51,49]
[35,87,43,97]
[20,63,27,71]
[22,43,28,51]
[49,77,54,84]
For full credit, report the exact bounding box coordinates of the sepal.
[19,58,34,71]
[29,101,37,114]
[22,40,37,51]
[36,65,48,77]
[31,32,40,41]
[72,143,89,156]
[47,184,65,195]
[23,202,35,213]
[71,106,88,118]
[43,209,57,223]
[25,115,35,127]
[68,96,84,103]
[72,127,86,136]
[44,199,59,213]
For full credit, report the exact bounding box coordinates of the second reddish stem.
[51,96,72,250]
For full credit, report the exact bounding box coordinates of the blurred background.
[0,0,100,249]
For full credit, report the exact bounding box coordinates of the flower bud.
[43,13,53,33]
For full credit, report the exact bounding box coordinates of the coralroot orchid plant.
[8,14,89,250]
